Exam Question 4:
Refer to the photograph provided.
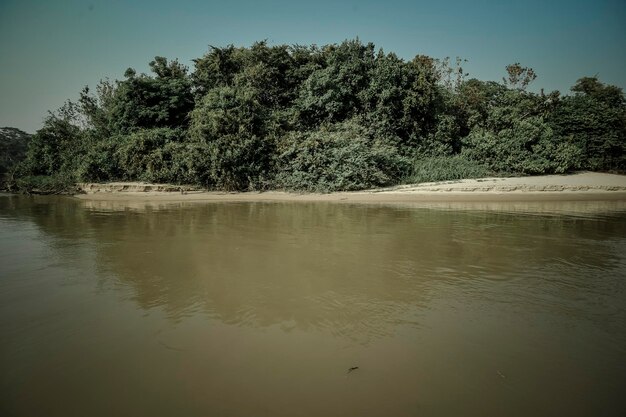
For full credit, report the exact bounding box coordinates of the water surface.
[1,195,625,416]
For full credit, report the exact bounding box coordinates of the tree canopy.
[7,39,626,193]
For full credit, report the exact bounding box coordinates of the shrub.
[198,134,274,191]
[189,86,274,190]
[548,91,625,172]
[114,128,191,183]
[10,174,79,194]
[77,136,122,182]
[274,121,410,192]
[406,155,490,184]
[462,115,581,175]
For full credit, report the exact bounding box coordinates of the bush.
[200,134,274,190]
[114,128,193,183]
[20,116,83,177]
[462,115,581,175]
[10,174,79,194]
[549,90,625,172]
[405,155,490,184]
[0,128,31,178]
[189,86,274,190]
[274,121,410,192]
[77,136,122,182]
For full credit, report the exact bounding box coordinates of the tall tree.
[110,57,194,133]
[549,77,625,171]
[503,63,537,91]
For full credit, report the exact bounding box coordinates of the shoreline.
[72,172,626,204]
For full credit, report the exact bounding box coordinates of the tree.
[77,80,116,138]
[295,39,375,127]
[549,77,625,171]
[570,76,625,107]
[360,50,443,155]
[462,88,581,174]
[192,45,242,95]
[274,120,409,192]
[189,85,273,190]
[109,57,194,133]
[0,127,31,178]
[21,113,83,177]
[503,63,537,91]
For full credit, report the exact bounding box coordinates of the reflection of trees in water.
[2,195,626,342]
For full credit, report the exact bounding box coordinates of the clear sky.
[1,0,625,133]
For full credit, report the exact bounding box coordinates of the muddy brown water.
[1,195,625,417]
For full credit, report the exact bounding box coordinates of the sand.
[74,172,626,205]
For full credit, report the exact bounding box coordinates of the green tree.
[110,57,194,133]
[274,120,410,192]
[361,51,443,155]
[295,40,375,127]
[21,113,83,177]
[0,127,31,180]
[461,88,581,174]
[549,77,625,171]
[189,85,273,190]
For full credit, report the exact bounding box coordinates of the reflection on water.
[1,195,625,417]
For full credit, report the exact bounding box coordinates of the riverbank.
[73,172,626,204]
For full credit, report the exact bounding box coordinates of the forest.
[5,39,626,193]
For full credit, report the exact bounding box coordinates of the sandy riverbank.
[73,172,626,204]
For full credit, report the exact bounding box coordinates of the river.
[1,195,625,416]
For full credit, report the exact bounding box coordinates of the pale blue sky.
[1,0,625,133]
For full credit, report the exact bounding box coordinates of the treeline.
[7,39,626,193]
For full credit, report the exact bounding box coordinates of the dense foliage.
[0,127,31,179]
[8,40,626,193]
[274,120,410,192]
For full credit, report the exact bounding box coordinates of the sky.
[1,0,625,133]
